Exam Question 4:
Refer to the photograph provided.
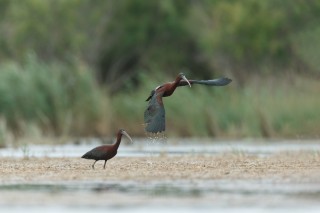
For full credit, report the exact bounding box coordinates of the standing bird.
[81,129,133,169]
[144,73,232,133]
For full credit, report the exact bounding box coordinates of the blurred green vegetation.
[0,55,110,138]
[0,0,319,142]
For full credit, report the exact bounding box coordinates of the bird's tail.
[178,77,232,87]
[81,153,91,159]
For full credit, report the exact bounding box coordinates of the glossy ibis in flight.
[144,73,232,133]
[81,129,133,169]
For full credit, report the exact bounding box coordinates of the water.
[0,180,319,212]
[0,138,319,158]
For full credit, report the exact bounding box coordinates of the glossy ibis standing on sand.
[144,73,232,133]
[81,129,133,169]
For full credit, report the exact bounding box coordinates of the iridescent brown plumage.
[81,129,133,169]
[144,73,232,133]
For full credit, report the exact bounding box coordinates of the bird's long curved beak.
[122,131,133,143]
[182,75,191,87]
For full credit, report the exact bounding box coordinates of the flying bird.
[81,129,133,169]
[144,73,232,133]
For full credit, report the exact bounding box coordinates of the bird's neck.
[174,76,182,86]
[166,76,181,95]
[113,134,122,150]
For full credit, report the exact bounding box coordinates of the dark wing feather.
[144,94,165,133]
[81,146,106,160]
[146,90,155,101]
[178,77,232,87]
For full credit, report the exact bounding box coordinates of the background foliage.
[0,0,319,142]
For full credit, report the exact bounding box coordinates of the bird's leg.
[103,160,107,169]
[92,160,97,169]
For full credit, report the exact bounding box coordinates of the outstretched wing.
[144,93,165,133]
[178,77,232,86]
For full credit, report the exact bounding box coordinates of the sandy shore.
[1,151,319,183]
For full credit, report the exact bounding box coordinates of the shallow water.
[1,139,320,212]
[0,180,320,212]
[0,138,319,158]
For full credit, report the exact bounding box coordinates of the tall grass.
[0,57,319,144]
[0,55,111,141]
